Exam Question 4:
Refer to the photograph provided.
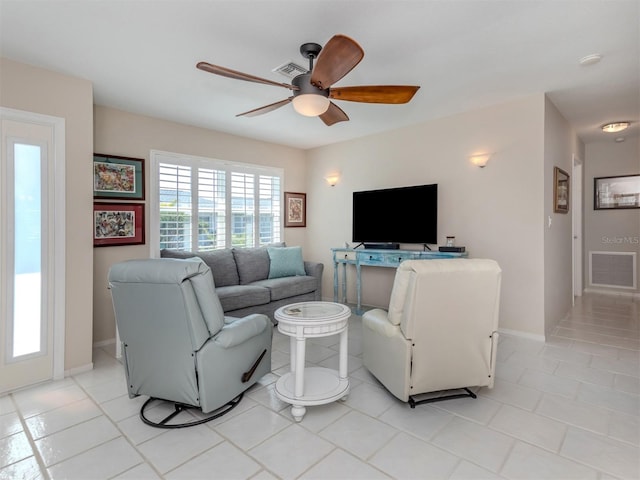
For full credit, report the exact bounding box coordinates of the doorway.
[0,108,65,393]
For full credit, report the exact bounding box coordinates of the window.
[151,151,282,253]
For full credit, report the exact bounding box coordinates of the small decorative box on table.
[274,301,351,422]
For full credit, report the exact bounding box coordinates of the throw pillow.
[233,247,271,284]
[268,246,306,279]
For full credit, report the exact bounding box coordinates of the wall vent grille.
[589,251,636,289]
[272,61,308,79]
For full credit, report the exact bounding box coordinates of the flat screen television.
[352,184,438,247]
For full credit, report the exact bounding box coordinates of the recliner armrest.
[362,309,400,337]
[213,314,270,348]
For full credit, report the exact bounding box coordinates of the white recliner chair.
[362,258,501,407]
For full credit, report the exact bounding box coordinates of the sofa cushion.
[232,247,270,285]
[161,248,239,287]
[267,246,306,279]
[252,275,318,301]
[215,284,270,311]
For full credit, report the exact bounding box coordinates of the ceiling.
[1,1,638,150]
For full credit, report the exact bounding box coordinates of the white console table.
[331,247,468,314]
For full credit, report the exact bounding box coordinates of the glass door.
[1,113,64,393]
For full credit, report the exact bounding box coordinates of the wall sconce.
[470,153,490,168]
[325,174,340,187]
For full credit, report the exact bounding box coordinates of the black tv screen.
[352,184,437,245]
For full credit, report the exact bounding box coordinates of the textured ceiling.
[1,0,638,149]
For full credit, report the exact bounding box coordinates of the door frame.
[1,107,66,386]
[572,154,583,302]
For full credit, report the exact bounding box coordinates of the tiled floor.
[1,293,638,479]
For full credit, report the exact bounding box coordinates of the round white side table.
[274,301,351,422]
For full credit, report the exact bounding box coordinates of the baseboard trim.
[93,338,116,348]
[498,327,545,343]
[64,362,93,377]
[584,287,640,300]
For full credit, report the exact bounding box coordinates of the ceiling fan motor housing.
[292,73,329,99]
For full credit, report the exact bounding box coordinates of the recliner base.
[408,387,477,408]
[140,393,243,428]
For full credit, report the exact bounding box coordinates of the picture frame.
[553,167,570,214]
[594,174,640,210]
[93,153,145,200]
[284,192,306,227]
[93,202,145,247]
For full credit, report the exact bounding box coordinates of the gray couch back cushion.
[232,247,270,285]
[160,248,240,287]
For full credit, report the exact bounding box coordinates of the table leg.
[292,335,307,421]
[341,263,347,303]
[339,328,349,401]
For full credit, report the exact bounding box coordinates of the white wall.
[584,139,640,296]
[543,97,584,336]
[306,94,548,337]
[0,58,94,371]
[93,105,307,344]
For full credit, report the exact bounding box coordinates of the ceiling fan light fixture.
[292,94,330,117]
[601,122,630,133]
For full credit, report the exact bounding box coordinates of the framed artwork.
[93,203,145,247]
[284,192,306,227]
[93,153,145,200]
[553,167,570,214]
[594,174,640,210]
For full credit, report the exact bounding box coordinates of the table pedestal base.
[275,367,349,422]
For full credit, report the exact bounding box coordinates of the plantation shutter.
[154,151,282,252]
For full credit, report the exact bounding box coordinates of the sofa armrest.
[304,261,323,299]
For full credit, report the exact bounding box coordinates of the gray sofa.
[161,246,323,323]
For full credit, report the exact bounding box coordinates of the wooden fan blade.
[330,85,420,104]
[197,62,297,90]
[311,35,364,89]
[319,102,349,126]
[236,98,292,117]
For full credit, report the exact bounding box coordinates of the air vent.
[590,251,636,289]
[272,61,308,79]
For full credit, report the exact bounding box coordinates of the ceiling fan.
[196,34,420,126]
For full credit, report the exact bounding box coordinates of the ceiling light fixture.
[601,122,630,133]
[292,94,330,117]
[291,73,330,117]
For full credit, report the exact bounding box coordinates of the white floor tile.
[165,441,261,479]
[25,398,102,440]
[214,404,290,450]
[0,455,44,480]
[113,462,162,480]
[501,440,598,479]
[377,402,454,442]
[299,448,390,479]
[46,437,142,480]
[0,412,23,438]
[489,404,566,452]
[341,381,396,418]
[369,431,459,479]
[34,416,120,467]
[249,424,334,478]
[478,379,542,411]
[0,431,33,468]
[518,369,580,398]
[430,416,514,473]
[560,426,640,479]
[13,383,87,419]
[553,361,615,387]
[449,460,504,479]
[433,394,502,425]
[137,424,223,474]
[319,410,398,460]
[576,382,640,416]
[534,393,610,435]
[608,410,640,446]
